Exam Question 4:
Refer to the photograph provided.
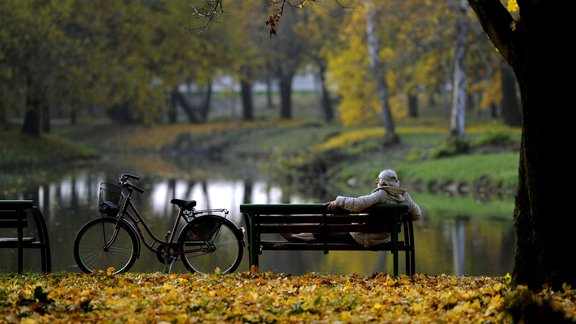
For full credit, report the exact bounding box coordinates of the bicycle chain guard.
[156,243,179,264]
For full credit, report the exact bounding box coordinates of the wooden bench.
[239,203,415,275]
[0,200,51,273]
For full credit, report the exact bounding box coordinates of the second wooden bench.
[0,200,51,273]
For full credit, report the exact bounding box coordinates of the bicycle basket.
[98,182,122,216]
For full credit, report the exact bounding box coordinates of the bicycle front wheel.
[178,215,243,274]
[73,217,139,274]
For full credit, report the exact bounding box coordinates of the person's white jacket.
[331,186,421,247]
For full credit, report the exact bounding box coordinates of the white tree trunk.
[449,0,469,137]
[365,0,397,143]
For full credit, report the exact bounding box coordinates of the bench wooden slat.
[240,203,415,275]
[258,224,385,233]
[240,203,407,215]
[0,218,30,228]
[261,241,407,251]
[253,214,385,223]
[0,237,36,243]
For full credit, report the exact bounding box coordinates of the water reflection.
[0,168,514,276]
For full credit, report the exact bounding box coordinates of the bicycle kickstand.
[164,256,177,274]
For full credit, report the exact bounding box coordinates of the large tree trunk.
[499,62,521,127]
[468,0,576,291]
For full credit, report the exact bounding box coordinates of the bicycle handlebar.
[128,182,145,193]
[119,173,144,193]
[120,173,140,181]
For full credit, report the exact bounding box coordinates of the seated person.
[289,169,421,247]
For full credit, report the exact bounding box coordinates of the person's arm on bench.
[291,168,421,247]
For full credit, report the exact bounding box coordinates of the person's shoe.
[290,233,317,242]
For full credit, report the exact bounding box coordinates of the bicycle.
[73,173,244,275]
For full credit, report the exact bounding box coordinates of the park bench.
[0,200,51,273]
[239,203,415,275]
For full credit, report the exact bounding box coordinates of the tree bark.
[499,62,521,127]
[468,0,576,291]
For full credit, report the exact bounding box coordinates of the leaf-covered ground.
[0,271,574,323]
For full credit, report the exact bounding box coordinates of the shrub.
[429,136,471,159]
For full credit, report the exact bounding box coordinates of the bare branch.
[187,0,354,36]
[186,0,225,34]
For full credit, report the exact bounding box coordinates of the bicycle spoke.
[74,217,138,274]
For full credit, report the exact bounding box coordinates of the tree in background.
[0,1,73,136]
[365,0,398,145]
[213,1,272,121]
[292,1,349,123]
[268,6,309,120]
[449,0,469,138]
[326,4,392,128]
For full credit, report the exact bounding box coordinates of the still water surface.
[0,162,515,277]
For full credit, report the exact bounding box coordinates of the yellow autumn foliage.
[1,272,575,323]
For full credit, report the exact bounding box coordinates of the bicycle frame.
[109,183,231,259]
[108,187,185,256]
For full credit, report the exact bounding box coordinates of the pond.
[0,158,515,277]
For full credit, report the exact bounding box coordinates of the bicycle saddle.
[170,199,197,210]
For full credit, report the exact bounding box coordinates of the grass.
[398,152,519,190]
[0,131,98,168]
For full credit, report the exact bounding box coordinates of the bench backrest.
[0,200,33,229]
[240,203,409,233]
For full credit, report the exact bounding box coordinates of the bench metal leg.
[32,207,51,273]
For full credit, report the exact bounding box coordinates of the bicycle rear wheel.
[178,215,243,274]
[73,217,139,274]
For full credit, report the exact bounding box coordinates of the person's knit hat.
[376,169,400,187]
